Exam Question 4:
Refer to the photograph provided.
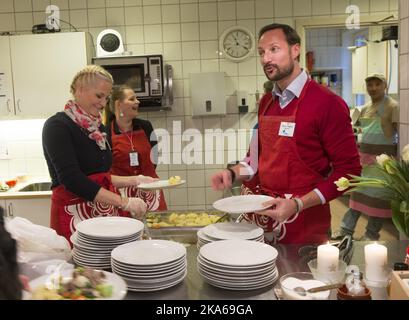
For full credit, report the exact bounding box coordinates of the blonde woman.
[105,85,167,211]
[42,65,155,243]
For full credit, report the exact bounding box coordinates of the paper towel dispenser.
[190,72,226,116]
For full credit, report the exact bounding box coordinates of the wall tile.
[181,22,199,41]
[187,170,205,187]
[401,0,409,19]
[144,24,162,42]
[68,0,86,9]
[182,41,200,59]
[293,0,312,17]
[400,89,409,124]
[88,8,106,27]
[274,0,293,18]
[162,4,180,23]
[106,0,124,7]
[400,18,409,54]
[370,0,389,12]
[312,0,331,15]
[218,1,235,20]
[199,2,217,21]
[0,13,15,32]
[143,5,161,24]
[15,12,33,31]
[255,0,273,19]
[199,21,217,40]
[145,42,163,53]
[181,3,198,22]
[87,0,105,8]
[237,0,254,19]
[69,9,88,28]
[400,53,408,89]
[200,40,219,59]
[200,59,219,72]
[107,7,125,26]
[162,23,181,42]
[350,0,369,13]
[14,0,33,12]
[164,42,182,59]
[187,187,206,205]
[124,6,143,25]
[126,25,144,43]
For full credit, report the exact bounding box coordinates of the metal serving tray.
[145,210,230,244]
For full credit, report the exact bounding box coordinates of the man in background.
[332,73,399,241]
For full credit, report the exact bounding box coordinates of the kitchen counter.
[124,240,409,300]
[0,178,51,199]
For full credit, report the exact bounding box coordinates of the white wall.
[0,0,399,209]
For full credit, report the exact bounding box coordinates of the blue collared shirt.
[272,70,308,109]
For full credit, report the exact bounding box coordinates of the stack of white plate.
[111,240,187,292]
[71,217,144,269]
[197,239,279,290]
[197,222,264,249]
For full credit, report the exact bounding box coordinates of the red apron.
[110,122,167,211]
[242,80,330,244]
[51,172,129,245]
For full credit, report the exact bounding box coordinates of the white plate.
[202,222,263,240]
[24,269,127,300]
[75,217,144,238]
[138,179,186,190]
[111,240,186,266]
[200,239,278,267]
[213,195,274,214]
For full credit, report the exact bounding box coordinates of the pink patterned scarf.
[64,100,107,150]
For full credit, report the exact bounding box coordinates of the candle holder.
[363,264,392,288]
[308,259,347,284]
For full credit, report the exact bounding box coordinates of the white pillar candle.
[317,243,340,273]
[364,242,388,282]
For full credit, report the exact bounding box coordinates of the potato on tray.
[146,211,230,228]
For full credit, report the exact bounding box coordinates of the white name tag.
[129,152,139,166]
[278,122,296,137]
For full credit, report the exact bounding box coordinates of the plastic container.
[307,258,347,284]
[279,272,331,300]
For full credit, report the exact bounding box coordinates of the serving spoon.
[293,283,342,296]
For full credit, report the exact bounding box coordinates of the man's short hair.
[258,23,301,46]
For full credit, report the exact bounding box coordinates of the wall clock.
[219,26,255,62]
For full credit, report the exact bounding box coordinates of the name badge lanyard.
[123,130,139,167]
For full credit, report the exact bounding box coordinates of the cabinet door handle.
[7,203,14,217]
[17,99,22,113]
[6,99,12,113]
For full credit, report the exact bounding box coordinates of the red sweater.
[258,80,361,202]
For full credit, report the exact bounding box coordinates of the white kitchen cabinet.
[4,198,51,227]
[0,32,94,119]
[352,41,398,95]
[352,46,368,95]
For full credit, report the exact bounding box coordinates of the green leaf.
[391,200,409,237]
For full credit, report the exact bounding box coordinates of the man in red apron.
[212,24,361,244]
[106,86,167,211]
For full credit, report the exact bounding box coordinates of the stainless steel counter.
[125,240,409,300]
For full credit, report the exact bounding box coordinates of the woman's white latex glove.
[123,197,148,219]
[133,175,159,185]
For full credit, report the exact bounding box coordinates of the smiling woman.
[42,65,154,244]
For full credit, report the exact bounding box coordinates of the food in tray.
[0,181,10,192]
[146,212,228,228]
[168,175,182,185]
[31,267,113,300]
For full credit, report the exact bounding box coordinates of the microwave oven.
[92,54,173,110]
